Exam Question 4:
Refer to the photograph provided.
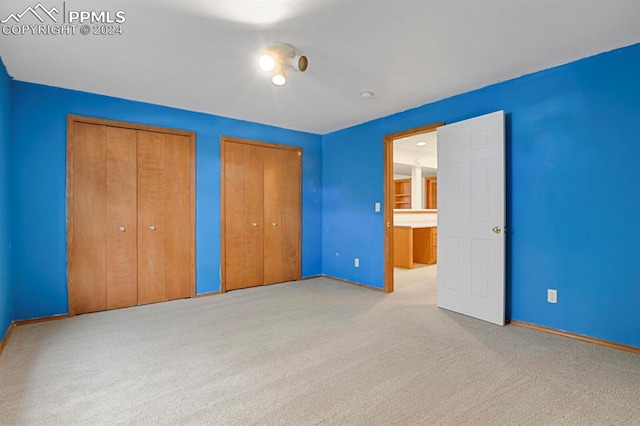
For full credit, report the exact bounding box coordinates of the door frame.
[66,115,197,315]
[220,136,302,293]
[383,121,444,293]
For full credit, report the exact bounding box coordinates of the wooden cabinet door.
[137,131,168,305]
[223,141,246,290]
[244,145,266,287]
[279,148,302,282]
[105,126,138,310]
[71,123,108,314]
[138,131,193,304]
[263,147,284,285]
[132,130,194,305]
[425,177,437,209]
[263,147,301,284]
[165,134,193,300]
[71,123,139,313]
[69,117,195,313]
[431,227,437,264]
[223,141,265,290]
[223,139,301,291]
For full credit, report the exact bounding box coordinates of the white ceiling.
[0,0,639,134]
[394,132,437,159]
[394,131,437,176]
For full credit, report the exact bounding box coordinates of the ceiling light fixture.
[258,53,275,72]
[271,73,287,86]
[416,141,427,146]
[258,43,308,86]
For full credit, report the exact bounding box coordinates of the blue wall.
[0,58,11,340]
[323,43,640,347]
[10,82,323,320]
[5,43,640,348]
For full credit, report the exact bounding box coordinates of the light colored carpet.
[1,268,639,425]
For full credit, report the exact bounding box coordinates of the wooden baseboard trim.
[193,291,222,298]
[510,320,640,355]
[13,314,71,327]
[321,275,385,293]
[0,323,15,356]
[301,275,323,280]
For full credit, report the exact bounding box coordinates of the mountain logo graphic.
[1,3,59,24]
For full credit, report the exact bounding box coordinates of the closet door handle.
[251,222,258,227]
[271,222,278,227]
[118,226,126,232]
[149,225,156,231]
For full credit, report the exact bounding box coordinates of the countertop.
[394,224,437,229]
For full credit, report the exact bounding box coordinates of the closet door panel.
[224,142,247,290]
[72,123,107,314]
[263,148,284,285]
[166,134,192,299]
[222,139,301,291]
[137,131,168,305]
[281,149,302,281]
[243,144,265,288]
[105,126,138,310]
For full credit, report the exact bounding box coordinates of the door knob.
[386,222,391,228]
[492,226,502,234]
[251,222,258,227]
[271,222,278,226]
[118,226,126,232]
[149,225,156,231]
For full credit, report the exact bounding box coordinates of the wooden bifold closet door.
[68,116,195,315]
[222,138,301,291]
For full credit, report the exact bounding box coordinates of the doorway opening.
[384,112,507,325]
[383,122,443,293]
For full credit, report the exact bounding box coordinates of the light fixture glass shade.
[271,73,287,86]
[259,53,275,72]
[416,141,427,146]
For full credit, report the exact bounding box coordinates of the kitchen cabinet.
[394,178,411,209]
[394,226,437,268]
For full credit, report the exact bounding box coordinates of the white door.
[436,111,505,325]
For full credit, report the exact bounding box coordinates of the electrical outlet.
[354,258,360,268]
[547,289,557,304]
[375,202,381,212]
